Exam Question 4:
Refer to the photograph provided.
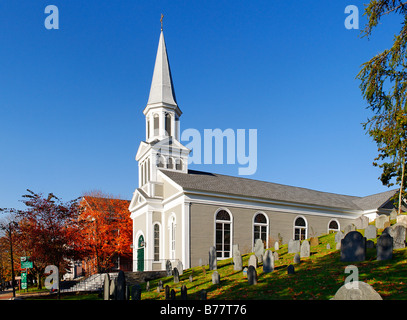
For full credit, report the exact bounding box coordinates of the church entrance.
[137,235,145,272]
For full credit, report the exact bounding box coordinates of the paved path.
[0,289,15,300]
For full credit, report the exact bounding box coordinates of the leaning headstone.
[181,284,187,300]
[173,267,180,283]
[383,224,406,249]
[331,281,382,300]
[340,231,366,262]
[212,271,220,284]
[293,253,300,264]
[247,266,257,285]
[377,233,393,261]
[233,244,243,271]
[288,239,300,253]
[300,240,310,258]
[248,255,257,268]
[397,215,407,227]
[354,216,369,229]
[177,260,184,275]
[103,273,110,300]
[209,246,217,270]
[131,284,141,300]
[263,250,274,273]
[165,260,172,276]
[343,223,357,235]
[274,241,279,251]
[375,215,389,229]
[287,264,295,275]
[165,285,170,300]
[254,239,265,263]
[364,225,377,239]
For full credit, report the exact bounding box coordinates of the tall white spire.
[146,30,178,108]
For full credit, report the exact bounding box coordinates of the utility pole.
[7,222,16,298]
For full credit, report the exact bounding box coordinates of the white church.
[128,26,397,272]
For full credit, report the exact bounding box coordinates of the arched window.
[328,219,340,234]
[294,216,307,240]
[165,113,172,136]
[215,209,232,259]
[153,114,159,136]
[175,158,183,171]
[253,212,268,248]
[153,224,160,261]
[137,234,145,272]
[157,154,165,168]
[167,157,174,169]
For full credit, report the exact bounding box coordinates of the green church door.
[137,235,145,272]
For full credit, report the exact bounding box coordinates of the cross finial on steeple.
[160,13,164,31]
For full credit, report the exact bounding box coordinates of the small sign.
[21,257,33,269]
[21,272,27,290]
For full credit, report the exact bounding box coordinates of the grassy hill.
[137,230,407,300]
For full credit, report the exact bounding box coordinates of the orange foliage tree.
[79,191,132,274]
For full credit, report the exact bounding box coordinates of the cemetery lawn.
[136,232,407,300]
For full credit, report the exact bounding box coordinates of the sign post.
[20,257,33,292]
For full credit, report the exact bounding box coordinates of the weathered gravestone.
[173,267,180,283]
[331,281,382,300]
[397,215,407,227]
[145,281,150,292]
[262,250,274,273]
[242,267,248,278]
[254,239,265,263]
[390,209,398,220]
[181,284,187,300]
[343,223,356,235]
[383,224,406,249]
[247,266,257,285]
[273,251,279,261]
[375,215,389,229]
[288,239,300,253]
[109,278,116,300]
[177,260,184,275]
[248,254,257,268]
[300,240,310,258]
[232,244,243,271]
[158,280,163,291]
[326,243,331,250]
[170,289,176,300]
[209,246,217,270]
[293,253,300,264]
[287,264,295,275]
[165,285,170,300]
[200,289,207,300]
[189,275,193,282]
[212,271,220,284]
[310,237,319,247]
[274,241,279,251]
[377,233,393,261]
[354,216,369,229]
[364,225,377,239]
[103,273,110,300]
[335,231,344,249]
[165,260,172,276]
[131,284,141,300]
[340,231,366,262]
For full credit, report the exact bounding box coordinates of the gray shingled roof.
[161,169,396,211]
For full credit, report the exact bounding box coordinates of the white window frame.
[252,211,269,249]
[293,215,308,240]
[214,208,233,260]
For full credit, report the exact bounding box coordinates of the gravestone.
[200,289,207,300]
[343,223,356,235]
[287,264,295,275]
[103,273,110,300]
[116,271,127,300]
[273,251,279,261]
[165,285,170,300]
[158,280,163,291]
[109,278,116,300]
[354,216,369,229]
[131,284,141,300]
[248,254,257,268]
[375,215,389,229]
[331,281,382,300]
[146,281,150,292]
[397,215,407,227]
[189,275,193,282]
[274,241,279,251]
[173,267,180,283]
[340,231,366,262]
[300,240,310,258]
[247,266,257,285]
[232,244,243,271]
[293,253,300,264]
[364,225,377,239]
[165,260,172,276]
[326,243,331,250]
[243,267,248,278]
[377,233,393,261]
[390,209,398,220]
[212,271,220,284]
[262,250,274,273]
[383,224,406,249]
[170,289,176,300]
[335,231,344,243]
[254,239,265,263]
[288,239,300,253]
[181,284,187,300]
[209,246,217,270]
[366,240,375,249]
[177,260,184,275]
[310,237,319,247]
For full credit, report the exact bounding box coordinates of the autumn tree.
[14,190,84,288]
[357,0,407,212]
[79,191,132,274]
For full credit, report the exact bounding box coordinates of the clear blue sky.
[0,0,402,209]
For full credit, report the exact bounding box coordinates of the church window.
[153,114,159,136]
[253,212,268,248]
[167,157,174,169]
[157,154,165,168]
[147,118,150,140]
[294,216,307,240]
[165,113,172,136]
[175,158,183,171]
[328,219,340,233]
[215,209,232,259]
[153,223,160,261]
